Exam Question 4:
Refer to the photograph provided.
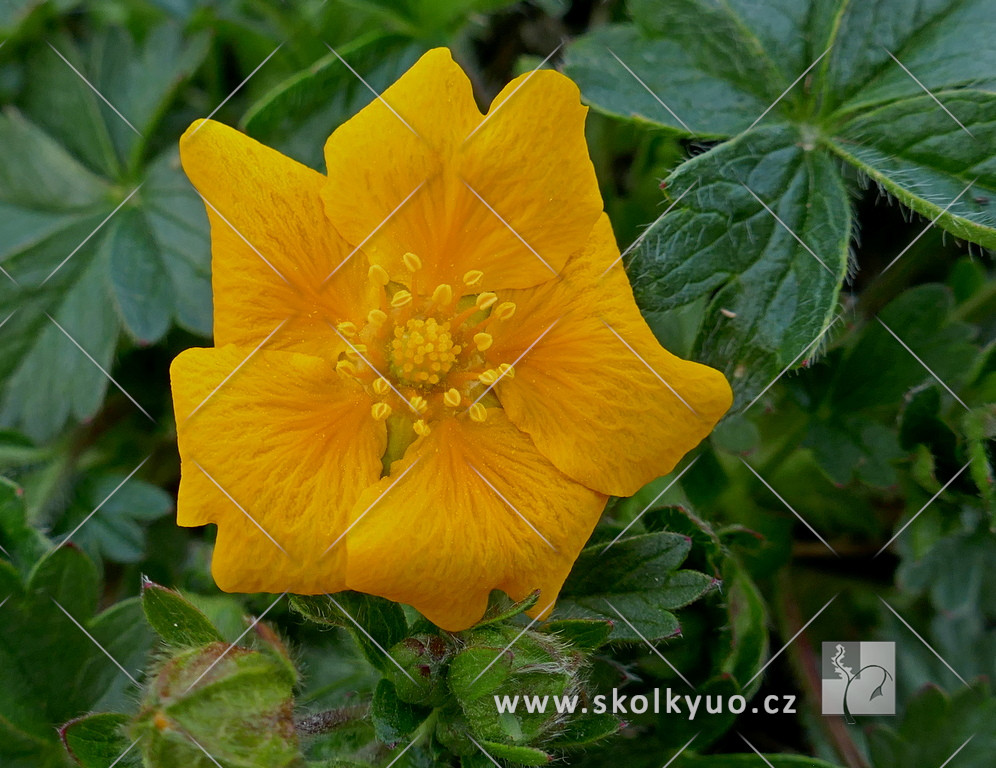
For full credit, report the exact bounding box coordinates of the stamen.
[473,332,493,351]
[413,419,431,437]
[336,321,358,337]
[497,362,515,379]
[463,269,484,287]
[372,377,390,395]
[335,360,356,377]
[431,283,453,306]
[476,292,498,311]
[478,369,499,386]
[468,403,488,423]
[409,395,428,414]
[368,264,390,286]
[371,402,392,421]
[402,252,422,272]
[367,308,387,326]
[390,290,413,309]
[344,343,367,361]
[443,388,462,408]
[492,301,516,321]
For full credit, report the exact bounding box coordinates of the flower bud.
[386,633,454,708]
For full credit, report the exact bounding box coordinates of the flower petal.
[343,411,607,631]
[180,119,374,354]
[321,48,602,292]
[490,214,733,497]
[170,345,385,594]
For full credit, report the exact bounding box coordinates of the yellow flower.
[171,48,732,631]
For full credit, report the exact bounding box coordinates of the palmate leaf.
[564,0,996,403]
[0,24,211,442]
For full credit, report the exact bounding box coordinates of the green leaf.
[141,579,225,647]
[866,682,996,768]
[558,532,719,641]
[370,679,431,744]
[290,592,408,671]
[56,472,173,564]
[476,740,549,766]
[60,713,132,768]
[0,477,48,571]
[675,754,845,768]
[541,618,614,652]
[545,709,621,749]
[629,124,850,404]
[0,25,210,441]
[828,90,996,249]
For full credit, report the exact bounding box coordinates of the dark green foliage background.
[0,1,994,767]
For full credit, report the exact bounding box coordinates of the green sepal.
[540,619,613,652]
[141,578,224,648]
[59,713,132,768]
[370,679,431,744]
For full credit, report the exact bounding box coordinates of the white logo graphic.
[821,641,895,721]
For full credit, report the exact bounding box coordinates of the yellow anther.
[463,269,484,287]
[431,283,453,306]
[335,360,356,377]
[390,290,413,308]
[336,321,358,337]
[498,362,515,379]
[344,343,367,361]
[402,252,422,272]
[473,332,493,351]
[413,419,431,437]
[493,301,517,321]
[371,402,392,421]
[443,388,462,408]
[468,403,488,423]
[367,308,387,326]
[409,395,428,414]
[368,264,390,286]
[478,369,499,386]
[476,292,498,311]
[372,377,390,395]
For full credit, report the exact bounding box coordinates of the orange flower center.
[333,253,517,439]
